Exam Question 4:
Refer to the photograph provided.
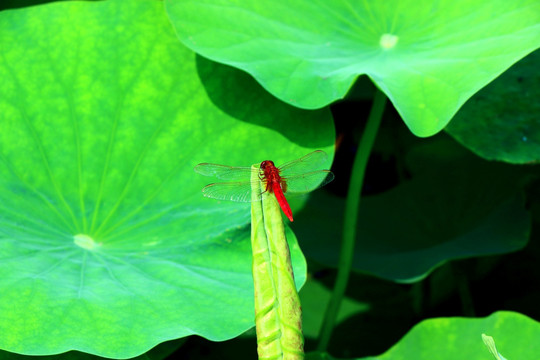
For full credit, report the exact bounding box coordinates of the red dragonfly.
[194,150,334,222]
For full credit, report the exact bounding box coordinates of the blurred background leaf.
[300,277,370,339]
[306,311,540,360]
[446,49,540,164]
[296,135,531,282]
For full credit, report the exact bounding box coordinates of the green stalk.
[251,165,304,360]
[316,89,386,351]
[451,262,476,317]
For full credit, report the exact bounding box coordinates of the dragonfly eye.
[260,160,269,169]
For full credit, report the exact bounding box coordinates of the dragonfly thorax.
[259,160,283,191]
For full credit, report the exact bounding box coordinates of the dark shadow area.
[166,334,258,360]
[0,0,103,11]
[304,269,417,358]
[326,97,409,197]
[195,54,334,149]
[298,224,540,359]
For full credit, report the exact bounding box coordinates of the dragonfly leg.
[257,173,271,194]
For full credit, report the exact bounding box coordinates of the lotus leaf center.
[74,234,100,250]
[380,33,399,49]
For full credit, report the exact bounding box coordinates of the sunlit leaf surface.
[0,0,334,357]
[165,0,540,136]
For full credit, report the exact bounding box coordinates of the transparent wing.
[194,163,255,181]
[283,170,334,194]
[278,150,329,177]
[201,181,263,202]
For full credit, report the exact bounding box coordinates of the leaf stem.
[316,88,386,351]
[451,262,476,317]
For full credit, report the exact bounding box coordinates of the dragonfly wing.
[278,150,329,177]
[194,163,255,181]
[201,181,262,202]
[284,170,334,194]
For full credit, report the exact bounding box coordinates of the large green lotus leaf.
[445,49,540,164]
[296,138,530,282]
[305,311,540,360]
[164,0,540,137]
[0,0,334,358]
[1,340,184,360]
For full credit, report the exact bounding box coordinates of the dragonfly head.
[260,160,275,170]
